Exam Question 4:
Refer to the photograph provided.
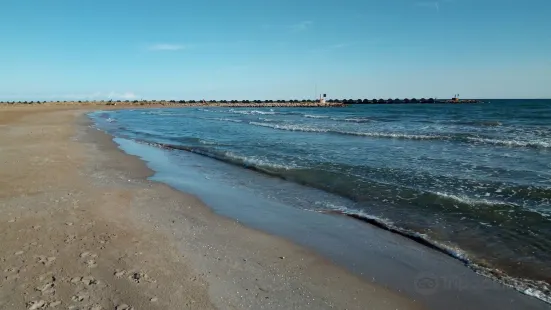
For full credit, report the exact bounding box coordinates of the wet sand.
[0,105,420,309]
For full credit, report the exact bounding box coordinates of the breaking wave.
[229,109,277,115]
[339,117,373,123]
[248,122,445,140]
[203,117,243,123]
[304,114,330,119]
[319,204,551,305]
[466,137,551,149]
[248,122,551,148]
[453,120,503,127]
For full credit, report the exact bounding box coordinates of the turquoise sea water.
[90,99,551,302]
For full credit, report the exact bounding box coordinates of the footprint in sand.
[5,273,20,281]
[79,252,98,268]
[128,271,153,284]
[35,282,55,296]
[49,301,61,307]
[79,252,97,259]
[64,235,77,243]
[70,275,98,286]
[82,276,98,286]
[36,273,56,296]
[38,273,55,282]
[83,221,96,230]
[97,233,116,245]
[114,269,126,278]
[85,260,97,268]
[36,256,56,266]
[71,291,89,302]
[26,300,46,310]
[23,242,38,250]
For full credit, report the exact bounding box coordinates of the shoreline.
[90,107,550,309]
[0,106,419,309]
[89,104,551,305]
[106,132,550,310]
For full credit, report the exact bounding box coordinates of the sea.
[89,99,551,303]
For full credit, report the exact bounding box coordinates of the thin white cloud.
[330,43,349,49]
[56,92,139,100]
[310,42,361,53]
[290,21,313,32]
[49,92,139,100]
[106,92,138,100]
[262,21,313,33]
[148,43,187,51]
[0,91,142,101]
[416,1,441,11]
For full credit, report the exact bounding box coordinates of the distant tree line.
[0,101,44,104]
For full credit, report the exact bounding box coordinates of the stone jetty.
[339,98,481,104]
[1,98,481,107]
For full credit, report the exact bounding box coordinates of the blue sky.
[1,0,550,100]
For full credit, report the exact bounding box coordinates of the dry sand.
[0,105,421,309]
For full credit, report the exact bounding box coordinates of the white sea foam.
[311,200,551,304]
[258,117,276,122]
[222,152,295,170]
[313,202,471,262]
[198,140,219,145]
[229,109,277,115]
[523,287,551,304]
[304,114,329,119]
[341,117,372,123]
[248,121,551,149]
[313,202,396,227]
[141,111,173,116]
[350,131,441,140]
[249,122,331,133]
[472,266,551,305]
[430,191,514,207]
[248,122,443,140]
[466,137,551,149]
[211,117,243,123]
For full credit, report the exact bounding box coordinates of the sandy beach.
[0,105,421,309]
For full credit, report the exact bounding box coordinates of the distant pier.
[337,98,481,104]
[1,98,481,107]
